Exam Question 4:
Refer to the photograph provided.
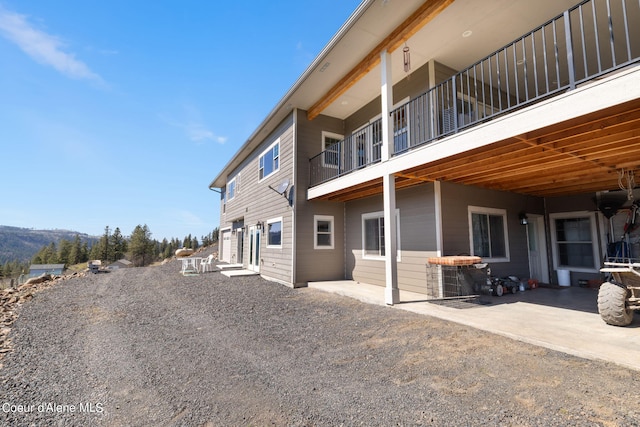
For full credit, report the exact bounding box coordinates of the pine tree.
[111,227,127,261]
[43,242,58,264]
[57,239,73,266]
[98,226,113,262]
[129,224,154,267]
[68,235,82,265]
[81,242,89,263]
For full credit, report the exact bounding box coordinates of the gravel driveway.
[1,259,640,426]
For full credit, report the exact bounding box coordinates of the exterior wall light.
[519,213,528,225]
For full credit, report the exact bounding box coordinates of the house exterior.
[210,0,640,304]
[29,264,65,277]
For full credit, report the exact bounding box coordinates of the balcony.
[310,0,640,188]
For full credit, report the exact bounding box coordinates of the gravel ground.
[1,258,640,426]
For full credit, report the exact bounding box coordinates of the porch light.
[403,45,411,72]
[519,213,528,225]
[256,221,263,231]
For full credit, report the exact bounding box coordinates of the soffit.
[317,0,578,119]
[211,0,579,188]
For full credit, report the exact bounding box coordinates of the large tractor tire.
[597,281,633,326]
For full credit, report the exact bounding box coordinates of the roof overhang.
[210,0,582,189]
[210,0,452,189]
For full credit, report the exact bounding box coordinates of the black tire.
[493,283,504,297]
[597,281,633,326]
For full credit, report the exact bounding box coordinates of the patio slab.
[308,280,640,371]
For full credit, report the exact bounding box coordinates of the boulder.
[175,248,194,257]
[25,274,52,285]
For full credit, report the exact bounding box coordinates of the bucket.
[557,269,571,287]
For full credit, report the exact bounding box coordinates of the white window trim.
[321,131,343,169]
[258,139,280,182]
[227,176,238,201]
[361,209,401,261]
[314,215,334,250]
[549,211,600,273]
[467,206,510,263]
[266,217,283,249]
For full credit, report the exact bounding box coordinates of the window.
[267,217,282,248]
[322,132,342,168]
[362,210,401,260]
[393,104,409,153]
[259,139,279,180]
[468,206,509,262]
[551,212,598,271]
[314,215,334,249]
[227,176,237,201]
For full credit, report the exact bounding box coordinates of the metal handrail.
[310,0,640,187]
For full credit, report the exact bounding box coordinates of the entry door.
[527,215,549,283]
[248,226,261,272]
[236,229,244,265]
[221,230,231,263]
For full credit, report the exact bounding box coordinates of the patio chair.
[200,254,215,273]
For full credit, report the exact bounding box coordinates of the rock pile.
[0,271,85,368]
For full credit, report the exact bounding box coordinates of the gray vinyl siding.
[294,110,346,284]
[439,181,543,279]
[344,61,432,134]
[434,61,457,84]
[345,184,438,294]
[221,114,295,284]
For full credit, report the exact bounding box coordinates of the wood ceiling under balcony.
[315,97,640,202]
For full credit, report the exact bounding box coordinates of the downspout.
[291,109,298,287]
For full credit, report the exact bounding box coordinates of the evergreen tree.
[43,242,57,264]
[68,235,82,265]
[111,227,127,261]
[129,224,154,267]
[58,239,73,266]
[81,242,89,263]
[98,226,112,262]
[183,234,192,249]
[89,242,101,261]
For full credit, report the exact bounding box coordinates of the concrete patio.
[308,281,640,371]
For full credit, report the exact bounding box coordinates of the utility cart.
[598,262,640,326]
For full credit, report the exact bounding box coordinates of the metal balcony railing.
[309,119,382,185]
[309,0,640,187]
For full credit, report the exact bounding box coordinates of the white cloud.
[186,123,227,144]
[0,6,104,84]
[159,104,227,145]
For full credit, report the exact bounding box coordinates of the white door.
[248,226,261,272]
[527,215,549,283]
[221,230,231,263]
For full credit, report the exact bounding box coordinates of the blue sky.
[0,1,360,241]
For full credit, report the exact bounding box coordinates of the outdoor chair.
[200,255,215,273]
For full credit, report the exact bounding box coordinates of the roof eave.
[208,0,374,189]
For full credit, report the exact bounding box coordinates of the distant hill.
[0,226,98,264]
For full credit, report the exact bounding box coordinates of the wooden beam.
[307,0,454,120]
[395,173,435,183]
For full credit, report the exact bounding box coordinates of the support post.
[381,49,399,305]
[384,173,399,305]
[381,50,393,161]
